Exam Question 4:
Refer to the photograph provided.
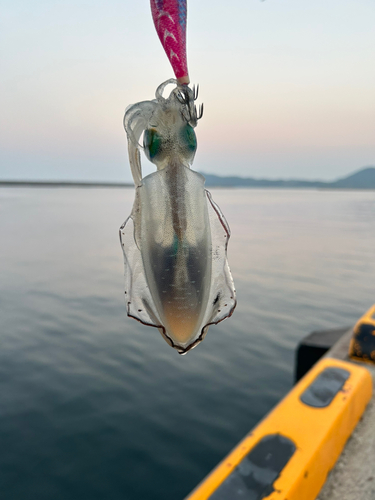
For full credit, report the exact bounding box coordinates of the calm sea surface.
[1,187,374,499]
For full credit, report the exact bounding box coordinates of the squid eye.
[181,124,197,153]
[144,128,162,159]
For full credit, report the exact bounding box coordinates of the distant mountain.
[201,174,326,189]
[202,167,375,189]
[329,167,375,189]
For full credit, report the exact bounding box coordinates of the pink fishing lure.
[150,0,189,84]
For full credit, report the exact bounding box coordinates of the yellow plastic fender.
[349,304,375,363]
[186,357,372,500]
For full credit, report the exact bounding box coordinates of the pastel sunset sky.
[1,0,374,182]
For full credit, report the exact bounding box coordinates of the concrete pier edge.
[316,328,375,500]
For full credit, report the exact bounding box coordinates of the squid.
[119,0,235,353]
[120,80,236,354]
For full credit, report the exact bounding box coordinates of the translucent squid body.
[120,79,236,354]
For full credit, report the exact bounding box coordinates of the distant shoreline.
[1,181,374,191]
[1,166,375,190]
[0,181,133,188]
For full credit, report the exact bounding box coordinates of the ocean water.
[0,187,374,500]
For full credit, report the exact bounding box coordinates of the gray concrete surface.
[317,330,375,500]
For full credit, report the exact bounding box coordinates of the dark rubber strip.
[300,367,350,408]
[209,434,296,500]
[351,323,375,361]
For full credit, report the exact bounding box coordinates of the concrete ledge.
[295,326,351,382]
[317,321,375,500]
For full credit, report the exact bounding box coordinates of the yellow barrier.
[186,357,372,500]
[349,304,375,363]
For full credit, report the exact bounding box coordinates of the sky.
[1,0,374,183]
